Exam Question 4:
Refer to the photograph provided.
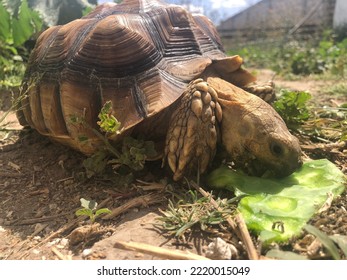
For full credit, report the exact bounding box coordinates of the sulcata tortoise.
[17,0,302,180]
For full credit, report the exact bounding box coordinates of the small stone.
[32,249,41,255]
[82,249,93,258]
[48,238,61,247]
[205,238,238,260]
[60,238,69,247]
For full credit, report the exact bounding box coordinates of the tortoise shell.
[18,0,253,155]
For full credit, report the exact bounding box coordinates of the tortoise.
[17,0,302,181]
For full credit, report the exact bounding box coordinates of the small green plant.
[273,89,311,130]
[271,86,346,142]
[110,136,157,171]
[158,190,237,238]
[75,198,111,223]
[82,150,109,178]
[97,101,122,134]
[70,101,157,178]
[95,101,157,170]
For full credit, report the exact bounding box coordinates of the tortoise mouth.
[236,153,303,178]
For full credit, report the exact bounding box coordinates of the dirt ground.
[0,69,346,260]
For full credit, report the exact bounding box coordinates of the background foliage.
[230,31,347,77]
[0,0,42,87]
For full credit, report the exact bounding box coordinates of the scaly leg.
[164,79,222,181]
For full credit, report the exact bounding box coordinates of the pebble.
[60,238,69,247]
[49,203,58,211]
[32,249,41,255]
[48,238,61,246]
[205,238,238,260]
[82,249,93,258]
[33,236,41,241]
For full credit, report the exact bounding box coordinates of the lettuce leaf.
[208,159,346,243]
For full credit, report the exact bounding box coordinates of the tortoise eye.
[270,142,284,157]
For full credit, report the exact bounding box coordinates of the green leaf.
[330,235,347,257]
[304,224,341,260]
[273,90,312,129]
[80,198,98,210]
[0,3,11,41]
[82,6,93,16]
[97,101,121,134]
[266,249,308,260]
[83,151,109,178]
[112,137,157,171]
[75,208,93,218]
[208,159,346,244]
[95,208,112,217]
[12,0,43,46]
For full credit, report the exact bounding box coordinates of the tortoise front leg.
[164,79,222,181]
[243,81,275,103]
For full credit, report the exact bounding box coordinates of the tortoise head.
[207,76,302,178]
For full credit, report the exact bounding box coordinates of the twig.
[51,247,70,260]
[114,240,210,260]
[135,180,166,191]
[11,212,72,226]
[56,177,74,183]
[102,193,164,220]
[0,171,24,178]
[190,181,259,260]
[234,212,259,260]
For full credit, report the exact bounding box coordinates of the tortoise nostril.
[270,142,284,157]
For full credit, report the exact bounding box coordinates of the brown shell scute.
[19,0,226,154]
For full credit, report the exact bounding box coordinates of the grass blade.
[304,224,341,260]
[266,249,308,260]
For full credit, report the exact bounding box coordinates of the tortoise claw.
[243,81,276,103]
[164,79,221,181]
